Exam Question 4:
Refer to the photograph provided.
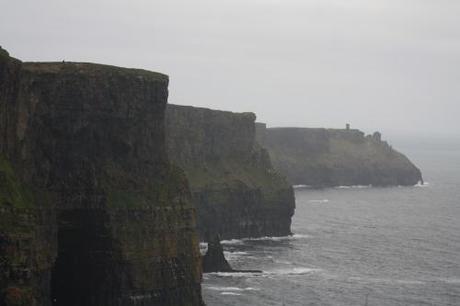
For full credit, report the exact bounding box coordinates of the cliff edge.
[166,105,295,240]
[0,47,203,306]
[257,125,423,187]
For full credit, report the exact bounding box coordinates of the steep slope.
[166,105,295,240]
[257,125,423,187]
[0,47,202,306]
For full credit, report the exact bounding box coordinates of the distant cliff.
[257,125,423,187]
[166,105,295,240]
[0,48,202,305]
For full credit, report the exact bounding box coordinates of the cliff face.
[166,105,295,240]
[0,48,202,305]
[257,125,423,187]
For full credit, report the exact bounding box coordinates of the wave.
[266,267,321,276]
[224,251,248,255]
[413,181,429,188]
[293,184,312,189]
[223,251,249,260]
[206,286,259,291]
[221,234,309,245]
[208,272,261,278]
[209,267,320,278]
[220,292,242,296]
[335,185,372,189]
[220,239,245,245]
[308,199,329,203]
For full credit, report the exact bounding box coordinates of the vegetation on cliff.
[257,126,423,187]
[1,47,203,306]
[166,105,295,240]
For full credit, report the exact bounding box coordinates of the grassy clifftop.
[258,126,423,187]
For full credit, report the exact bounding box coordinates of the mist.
[2,0,459,139]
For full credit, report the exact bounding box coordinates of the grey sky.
[1,0,459,139]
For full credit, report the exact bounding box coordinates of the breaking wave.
[293,184,312,189]
[220,234,309,245]
[206,286,260,291]
[220,292,242,296]
[308,199,329,203]
[335,185,372,189]
[208,267,320,278]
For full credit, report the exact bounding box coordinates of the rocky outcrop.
[257,125,423,187]
[202,235,262,274]
[0,47,203,305]
[166,105,295,240]
[202,235,233,273]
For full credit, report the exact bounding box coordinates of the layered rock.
[0,48,202,305]
[166,105,295,240]
[257,125,423,187]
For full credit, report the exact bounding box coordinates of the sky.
[1,0,459,140]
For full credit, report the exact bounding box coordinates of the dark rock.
[166,105,295,240]
[0,48,203,305]
[256,126,423,187]
[202,235,262,274]
[202,235,233,273]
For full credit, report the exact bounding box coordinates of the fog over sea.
[202,142,460,305]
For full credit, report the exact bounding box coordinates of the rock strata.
[257,125,423,187]
[0,47,203,306]
[166,105,295,240]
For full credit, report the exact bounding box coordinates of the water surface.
[203,148,460,305]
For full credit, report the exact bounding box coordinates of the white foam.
[292,233,310,239]
[222,234,309,245]
[246,234,309,242]
[220,239,245,245]
[244,236,291,242]
[224,251,248,255]
[335,185,372,189]
[208,272,261,278]
[414,181,429,187]
[220,292,242,296]
[266,267,320,276]
[308,199,329,203]
[207,286,259,292]
[293,184,312,189]
[224,251,248,260]
[208,267,319,278]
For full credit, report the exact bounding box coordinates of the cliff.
[257,125,423,187]
[0,48,203,305]
[166,105,295,240]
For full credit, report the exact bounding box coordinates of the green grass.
[0,155,34,209]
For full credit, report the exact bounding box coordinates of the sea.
[202,143,460,305]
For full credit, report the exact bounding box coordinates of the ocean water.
[202,148,460,305]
